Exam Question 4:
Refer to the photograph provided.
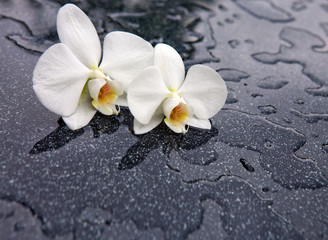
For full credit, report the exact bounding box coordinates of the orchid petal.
[33,43,91,117]
[163,98,191,134]
[187,117,211,130]
[88,79,122,115]
[88,78,106,101]
[111,80,124,96]
[127,66,169,124]
[178,65,227,119]
[57,4,101,68]
[62,90,97,130]
[93,103,119,116]
[116,92,128,107]
[154,43,185,90]
[100,31,154,89]
[163,97,180,119]
[133,106,164,134]
[164,118,188,134]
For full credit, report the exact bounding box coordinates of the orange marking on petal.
[98,83,117,106]
[169,103,189,126]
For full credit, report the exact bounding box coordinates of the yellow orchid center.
[88,78,121,116]
[96,82,118,106]
[169,102,189,126]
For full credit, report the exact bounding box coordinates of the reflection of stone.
[253,27,328,97]
[232,0,294,23]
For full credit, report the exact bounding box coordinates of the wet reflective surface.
[0,0,328,239]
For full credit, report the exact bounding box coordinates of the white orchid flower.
[128,43,227,134]
[33,4,153,130]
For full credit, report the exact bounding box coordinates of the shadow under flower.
[30,108,219,171]
[118,119,218,170]
[30,113,120,154]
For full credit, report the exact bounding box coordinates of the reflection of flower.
[33,4,153,130]
[128,43,227,134]
[30,108,218,170]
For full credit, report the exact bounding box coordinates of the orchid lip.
[169,103,189,124]
[87,77,122,116]
[97,82,118,105]
[164,100,190,134]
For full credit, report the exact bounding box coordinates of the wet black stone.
[228,39,240,48]
[14,221,25,232]
[213,109,327,190]
[321,3,328,12]
[218,4,228,12]
[244,38,254,44]
[226,88,239,104]
[251,93,263,98]
[262,187,270,192]
[294,99,305,105]
[232,0,294,22]
[320,22,328,37]
[322,144,328,154]
[252,27,328,97]
[258,105,277,115]
[240,158,255,172]
[1,0,328,239]
[291,109,328,123]
[257,76,288,89]
[291,1,307,11]
[224,18,234,24]
[217,68,249,82]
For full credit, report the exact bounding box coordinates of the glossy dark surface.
[0,0,328,239]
